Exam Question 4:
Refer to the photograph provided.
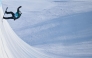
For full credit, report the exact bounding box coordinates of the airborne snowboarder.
[3,6,22,21]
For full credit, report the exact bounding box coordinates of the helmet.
[19,11,22,14]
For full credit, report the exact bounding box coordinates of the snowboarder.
[3,6,22,21]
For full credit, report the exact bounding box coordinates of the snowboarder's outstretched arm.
[17,6,22,12]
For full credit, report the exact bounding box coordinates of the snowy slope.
[0,1,52,58]
[34,11,92,58]
[2,0,92,58]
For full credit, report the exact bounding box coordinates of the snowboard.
[3,7,8,17]
[2,7,8,22]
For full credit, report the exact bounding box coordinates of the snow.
[1,0,92,58]
[0,4,52,58]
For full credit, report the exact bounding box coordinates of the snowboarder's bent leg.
[4,11,15,19]
[3,17,13,19]
[5,11,14,15]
